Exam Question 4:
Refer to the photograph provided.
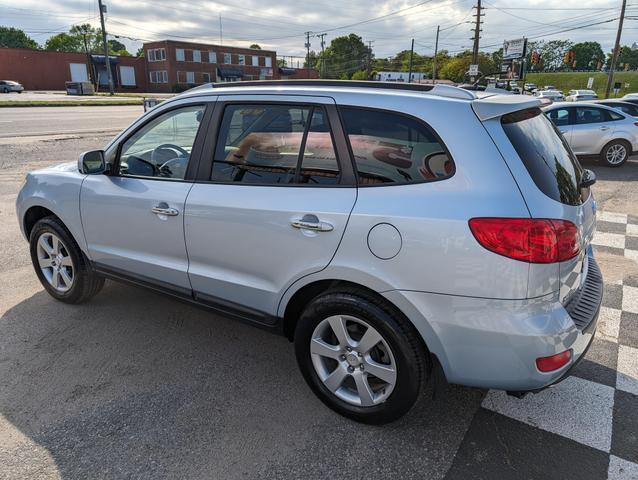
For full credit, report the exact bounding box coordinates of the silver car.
[16,81,602,424]
[544,101,638,166]
[566,90,598,102]
[0,80,24,93]
[535,90,565,102]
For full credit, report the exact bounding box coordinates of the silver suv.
[16,81,602,424]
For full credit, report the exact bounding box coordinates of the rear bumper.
[383,256,602,392]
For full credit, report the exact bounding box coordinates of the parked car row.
[543,101,638,166]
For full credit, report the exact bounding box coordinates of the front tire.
[601,139,630,167]
[29,216,104,304]
[294,290,427,424]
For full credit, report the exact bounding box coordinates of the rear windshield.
[501,108,584,206]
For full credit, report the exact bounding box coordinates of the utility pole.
[318,33,326,78]
[366,40,374,79]
[470,0,483,82]
[219,14,223,44]
[78,25,95,88]
[605,0,627,98]
[433,25,440,84]
[305,32,312,79]
[408,38,415,83]
[97,0,114,95]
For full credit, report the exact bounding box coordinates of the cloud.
[2,0,629,58]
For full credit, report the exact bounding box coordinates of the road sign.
[587,77,594,89]
[469,64,479,76]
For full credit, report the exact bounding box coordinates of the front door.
[81,103,207,292]
[184,96,357,319]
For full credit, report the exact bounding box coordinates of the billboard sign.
[503,38,527,60]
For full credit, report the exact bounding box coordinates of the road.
[0,110,637,479]
[0,106,143,138]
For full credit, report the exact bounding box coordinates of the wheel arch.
[281,278,435,373]
[23,205,57,239]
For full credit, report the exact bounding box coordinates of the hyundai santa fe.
[16,80,602,424]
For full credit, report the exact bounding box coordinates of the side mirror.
[78,150,106,174]
[580,168,596,188]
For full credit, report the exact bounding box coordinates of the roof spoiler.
[472,95,543,121]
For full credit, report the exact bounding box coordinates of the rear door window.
[575,107,609,124]
[339,107,454,185]
[501,108,584,206]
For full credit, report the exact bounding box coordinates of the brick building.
[0,42,318,93]
[143,40,279,92]
[0,47,146,92]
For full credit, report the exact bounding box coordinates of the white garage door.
[69,63,88,82]
[120,66,136,86]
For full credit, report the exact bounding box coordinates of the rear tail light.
[633,122,638,127]
[536,350,572,372]
[468,218,580,263]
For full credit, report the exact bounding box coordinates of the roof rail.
[209,79,436,92]
[195,79,479,101]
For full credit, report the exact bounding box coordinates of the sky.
[1,0,634,63]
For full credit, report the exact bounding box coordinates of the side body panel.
[16,163,88,252]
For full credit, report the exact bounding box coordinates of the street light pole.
[97,0,114,95]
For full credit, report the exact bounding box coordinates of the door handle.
[600,126,610,131]
[151,202,179,216]
[291,214,333,232]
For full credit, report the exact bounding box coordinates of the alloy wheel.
[310,315,397,407]
[606,143,627,165]
[36,232,74,292]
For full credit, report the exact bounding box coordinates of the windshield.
[502,108,585,206]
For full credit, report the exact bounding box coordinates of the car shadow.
[580,156,638,182]
[0,282,486,479]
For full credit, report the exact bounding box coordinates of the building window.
[186,71,195,83]
[252,55,259,66]
[223,53,232,64]
[193,50,201,62]
[176,48,185,61]
[149,70,168,83]
[265,56,272,68]
[238,54,245,66]
[202,72,211,83]
[147,48,166,62]
[208,51,217,63]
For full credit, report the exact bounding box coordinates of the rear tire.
[29,216,104,304]
[294,289,427,424]
[600,139,630,167]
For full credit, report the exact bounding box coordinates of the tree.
[44,32,83,52]
[571,41,604,70]
[526,40,572,71]
[249,44,262,50]
[438,51,495,83]
[351,69,369,80]
[277,58,287,67]
[319,34,370,79]
[0,26,38,49]
[135,47,145,57]
[610,45,638,70]
[107,39,130,56]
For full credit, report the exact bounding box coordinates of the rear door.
[571,106,614,155]
[183,95,357,320]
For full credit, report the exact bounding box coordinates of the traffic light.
[531,51,540,65]
[563,50,574,65]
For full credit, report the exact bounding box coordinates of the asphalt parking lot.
[1,118,638,479]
